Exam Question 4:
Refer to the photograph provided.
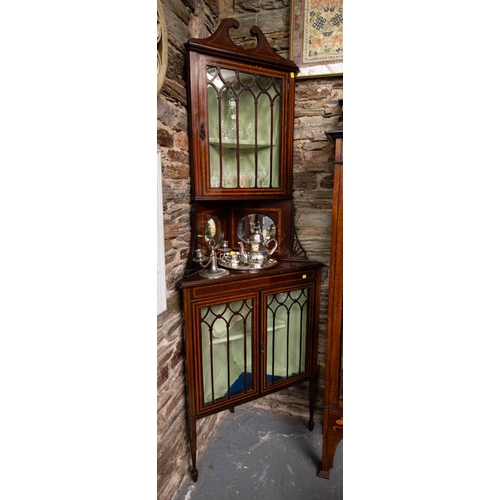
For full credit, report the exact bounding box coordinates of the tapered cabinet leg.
[188,415,198,482]
[191,468,199,482]
[317,408,343,479]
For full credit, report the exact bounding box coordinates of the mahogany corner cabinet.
[178,19,323,482]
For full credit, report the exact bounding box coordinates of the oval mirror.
[206,215,221,240]
[237,214,276,243]
[196,214,224,252]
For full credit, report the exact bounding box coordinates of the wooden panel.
[189,268,318,300]
[324,158,343,408]
[318,132,343,479]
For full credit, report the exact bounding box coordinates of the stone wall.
[157,0,342,498]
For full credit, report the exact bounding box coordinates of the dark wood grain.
[318,131,343,478]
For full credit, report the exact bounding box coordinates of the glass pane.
[266,288,309,386]
[206,65,282,190]
[256,78,281,188]
[271,93,281,187]
[238,87,256,187]
[200,299,254,405]
[207,84,221,187]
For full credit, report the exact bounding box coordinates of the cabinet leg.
[188,415,198,482]
[191,467,199,482]
[229,407,235,413]
[317,408,343,479]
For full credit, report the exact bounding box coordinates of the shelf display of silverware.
[219,250,278,270]
[194,213,279,276]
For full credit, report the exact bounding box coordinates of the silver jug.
[238,222,278,267]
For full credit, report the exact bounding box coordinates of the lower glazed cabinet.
[179,261,323,481]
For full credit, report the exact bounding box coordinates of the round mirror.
[237,214,276,243]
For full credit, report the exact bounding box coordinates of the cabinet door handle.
[260,341,264,354]
[200,122,206,140]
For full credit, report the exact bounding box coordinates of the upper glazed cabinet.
[185,19,298,200]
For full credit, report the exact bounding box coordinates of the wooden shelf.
[209,138,274,149]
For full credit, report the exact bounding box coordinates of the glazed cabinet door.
[192,293,259,415]
[263,283,315,391]
[187,53,294,200]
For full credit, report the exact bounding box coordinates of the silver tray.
[219,257,278,271]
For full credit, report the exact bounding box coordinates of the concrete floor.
[174,405,343,500]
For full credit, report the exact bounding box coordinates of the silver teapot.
[238,222,278,267]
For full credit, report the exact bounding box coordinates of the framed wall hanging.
[157,0,168,94]
[290,0,343,78]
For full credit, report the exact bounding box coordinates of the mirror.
[194,214,230,279]
[196,213,223,243]
[237,214,277,243]
[197,214,224,251]
[205,216,219,241]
